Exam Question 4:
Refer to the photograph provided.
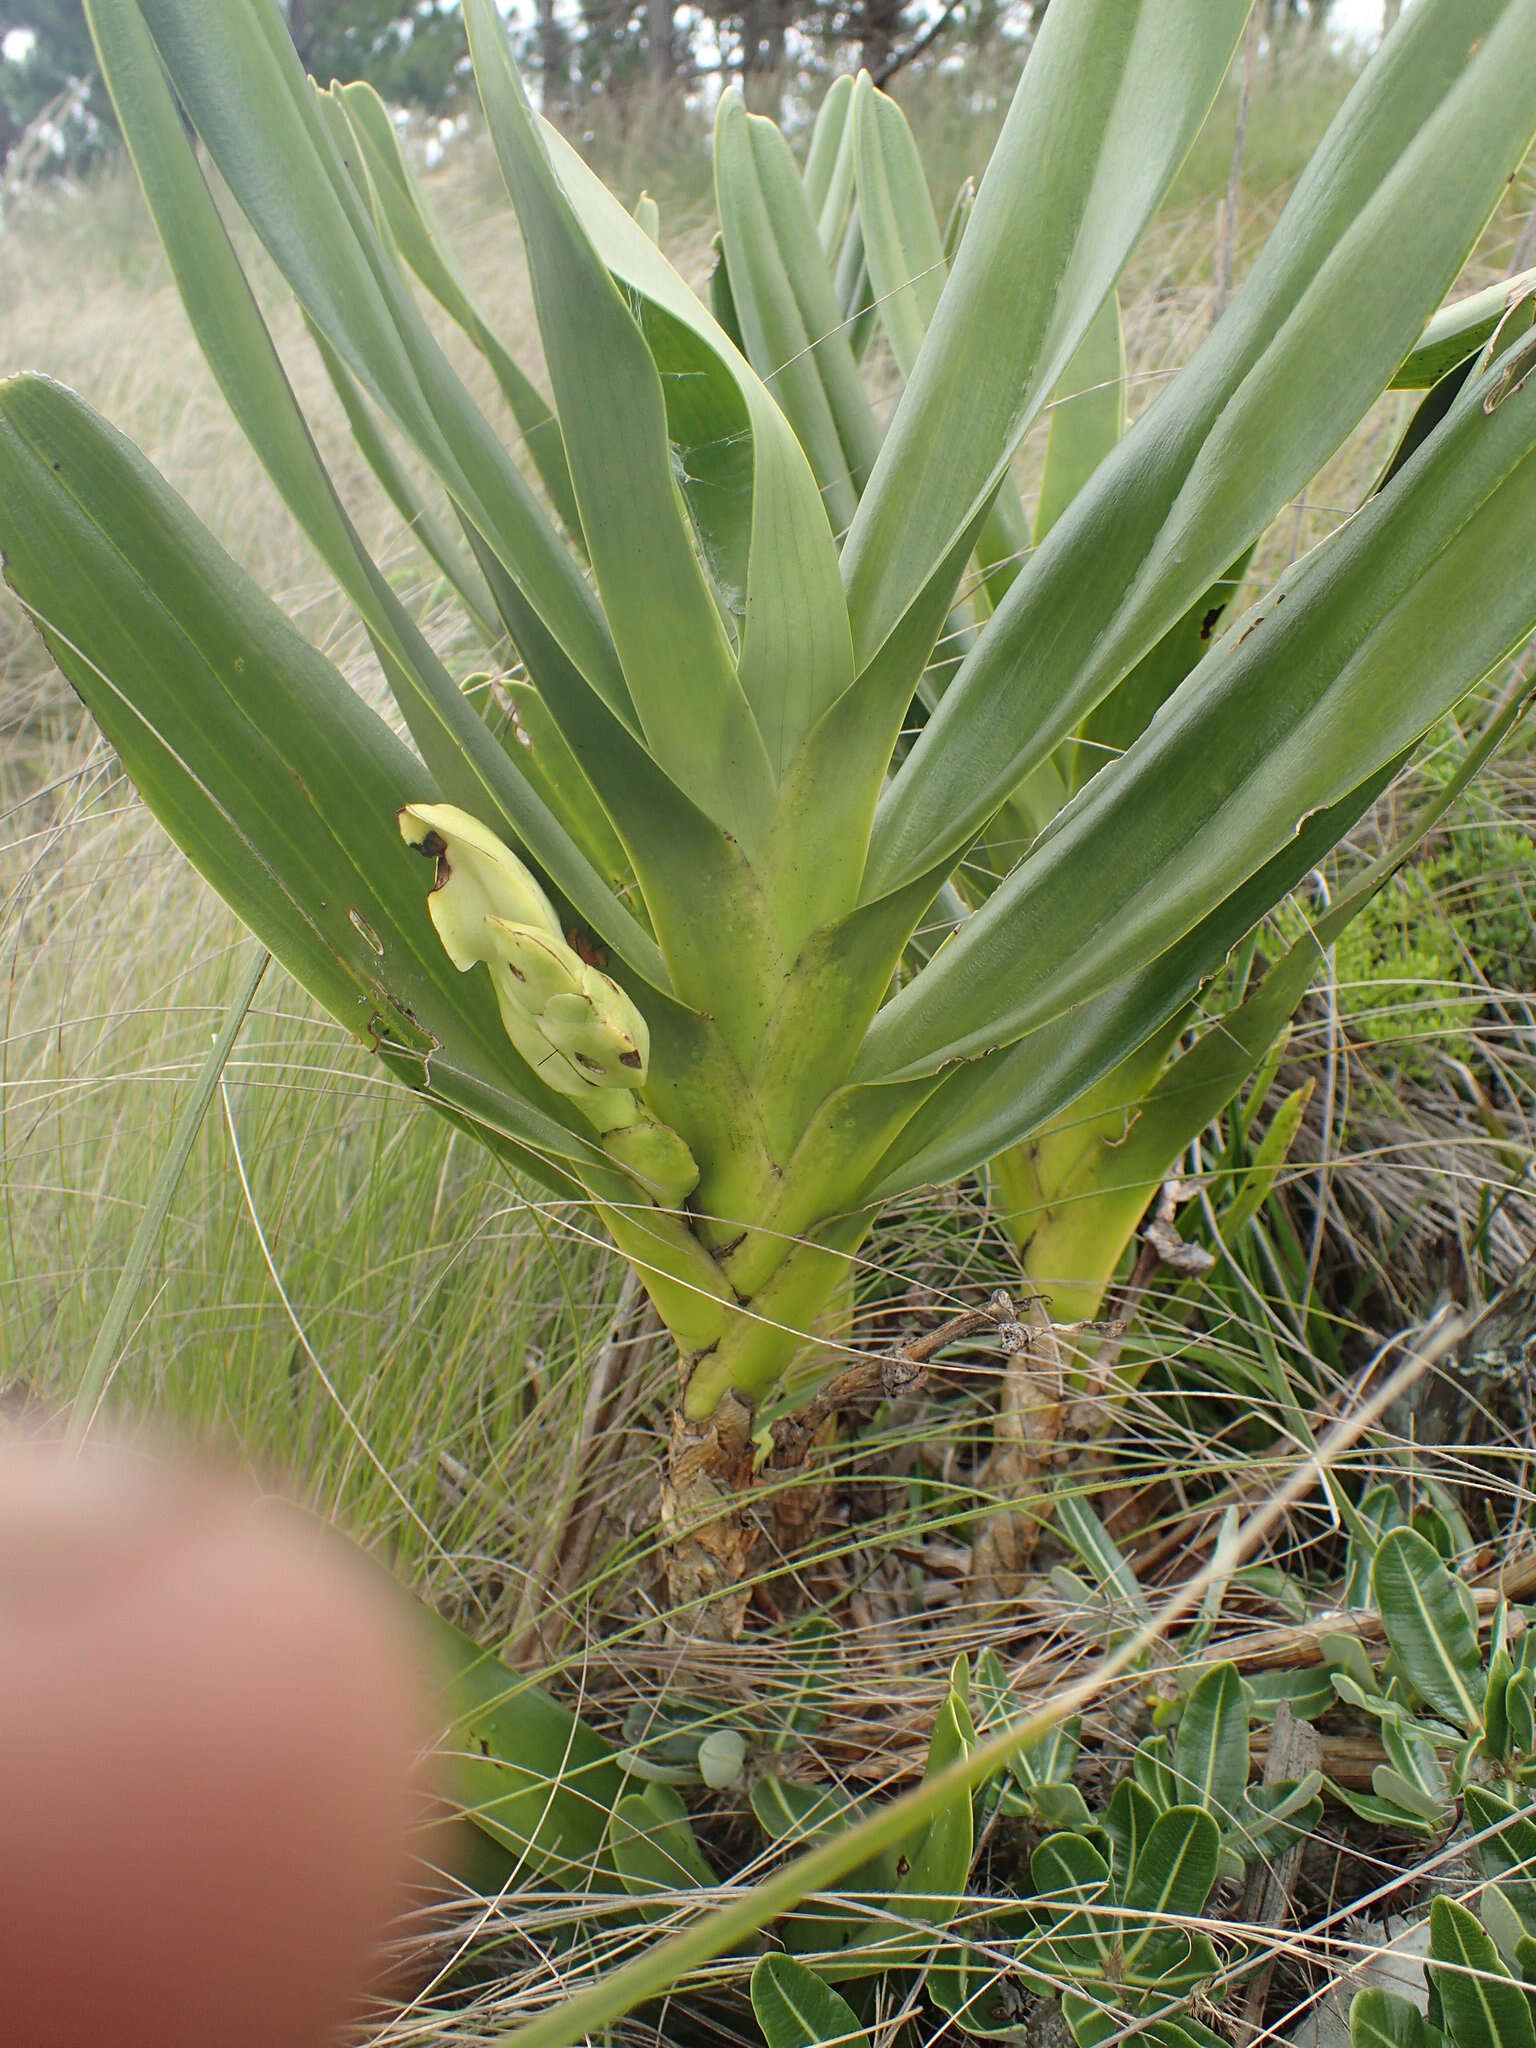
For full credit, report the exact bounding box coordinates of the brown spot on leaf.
[406,828,451,892]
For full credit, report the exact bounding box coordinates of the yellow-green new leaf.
[802,73,857,255]
[715,85,883,543]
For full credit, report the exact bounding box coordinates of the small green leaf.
[1102,1776,1159,1899]
[751,1775,857,1845]
[1372,1766,1451,1825]
[1351,1987,1434,2048]
[1373,1527,1484,1729]
[1121,1807,1221,1969]
[1485,1886,1532,1970]
[1132,1733,1179,1813]
[1055,1490,1150,1622]
[1244,1669,1336,1722]
[1429,1896,1536,2048]
[751,1954,870,2048]
[1484,1647,1516,1765]
[1328,1777,1439,1837]
[1030,1831,1115,1972]
[1173,1661,1248,1825]
[897,1684,976,1925]
[1234,1775,1324,1865]
[608,1784,716,1914]
[1343,1485,1407,1607]
[1325,1634,1382,1695]
[1466,1785,1536,1928]
[1127,1926,1222,1993]
[1508,1668,1536,1755]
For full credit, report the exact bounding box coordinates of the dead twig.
[766,1289,1022,1470]
[1239,1699,1322,2040]
[510,1268,657,1662]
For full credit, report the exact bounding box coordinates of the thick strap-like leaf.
[84,0,662,984]
[461,534,792,1072]
[841,0,1249,672]
[328,79,583,543]
[110,0,627,722]
[536,119,855,807]
[802,74,857,255]
[715,85,884,545]
[1067,551,1253,796]
[0,376,622,1202]
[870,0,1536,894]
[1396,266,1536,389]
[850,72,1030,610]
[463,0,774,845]
[851,72,945,383]
[475,677,633,898]
[994,669,1526,1306]
[1033,289,1125,548]
[861,757,1403,1198]
[856,325,1536,1083]
[306,317,500,643]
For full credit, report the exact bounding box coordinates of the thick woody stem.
[661,1291,1024,1637]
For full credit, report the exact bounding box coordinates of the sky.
[1333,0,1389,36]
